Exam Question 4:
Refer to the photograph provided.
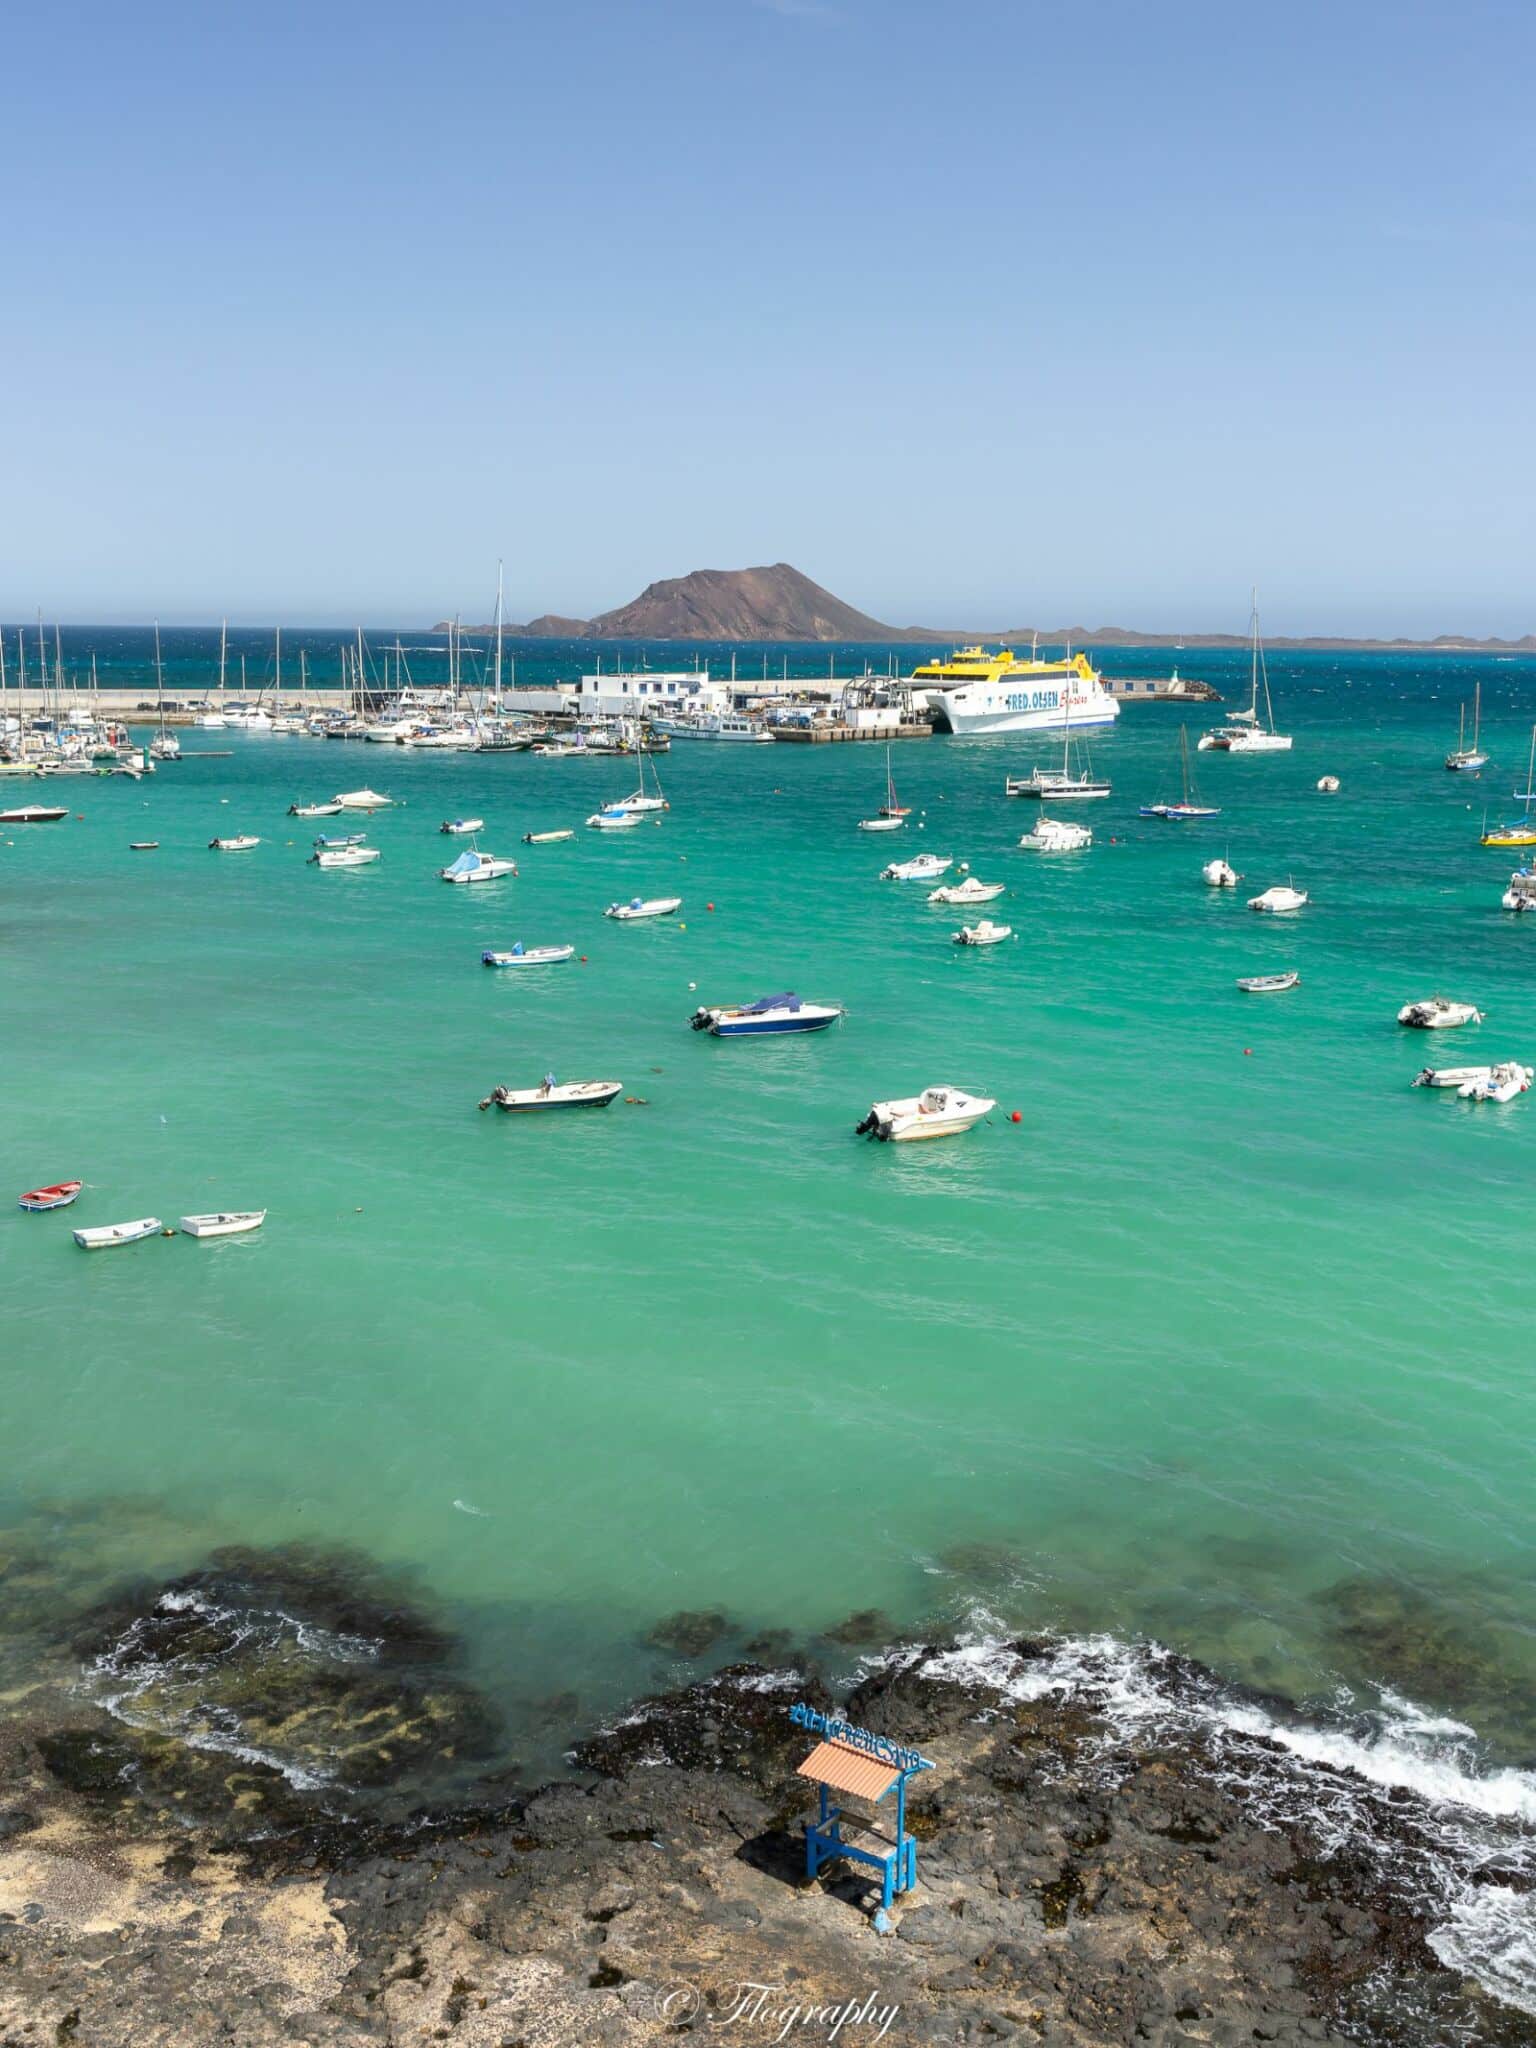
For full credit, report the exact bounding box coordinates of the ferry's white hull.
[923,688,1119,737]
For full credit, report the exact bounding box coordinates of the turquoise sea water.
[4,636,1536,1772]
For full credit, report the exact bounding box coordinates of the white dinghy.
[482,944,575,967]
[1413,1065,1493,1090]
[605,896,682,921]
[1247,884,1308,913]
[881,853,951,882]
[855,1084,996,1143]
[1458,1061,1532,1102]
[180,1210,266,1238]
[73,1217,162,1250]
[478,1078,623,1112]
[1397,997,1483,1030]
[954,920,1013,947]
[928,875,1005,905]
[1236,971,1300,993]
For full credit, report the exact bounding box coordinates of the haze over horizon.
[4,0,1533,637]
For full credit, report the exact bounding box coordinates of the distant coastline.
[431,561,1536,654]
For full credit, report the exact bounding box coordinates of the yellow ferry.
[909,644,1117,736]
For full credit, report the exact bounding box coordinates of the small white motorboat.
[441,818,485,836]
[333,789,395,811]
[0,804,70,825]
[209,835,260,852]
[1237,971,1300,993]
[482,944,575,967]
[1247,884,1308,913]
[1398,997,1483,1030]
[1203,858,1241,887]
[605,896,682,920]
[478,1078,623,1112]
[180,1210,266,1238]
[928,876,1004,905]
[310,845,381,868]
[441,849,518,884]
[289,801,343,818]
[1413,1065,1493,1090]
[954,920,1013,947]
[1502,869,1536,913]
[1317,775,1340,793]
[881,853,951,882]
[587,806,643,830]
[858,815,904,833]
[855,1084,996,1142]
[1018,817,1091,851]
[73,1217,162,1250]
[313,832,367,848]
[690,993,842,1036]
[1458,1061,1532,1102]
[523,829,575,845]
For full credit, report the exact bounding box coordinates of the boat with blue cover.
[689,992,842,1036]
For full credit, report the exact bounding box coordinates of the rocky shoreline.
[2,1548,1533,2047]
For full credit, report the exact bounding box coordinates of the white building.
[570,669,729,719]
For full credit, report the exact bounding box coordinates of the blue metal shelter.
[790,1702,934,1910]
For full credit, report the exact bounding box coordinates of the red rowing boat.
[18,1181,83,1212]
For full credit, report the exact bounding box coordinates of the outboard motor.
[854,1110,878,1136]
[688,1007,712,1031]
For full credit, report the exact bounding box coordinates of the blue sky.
[3,0,1533,633]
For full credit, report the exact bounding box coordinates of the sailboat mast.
[493,562,504,704]
[219,619,228,698]
[274,623,282,700]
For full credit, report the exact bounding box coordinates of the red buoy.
[1010,1110,1022,1123]
[707,902,715,911]
[580,954,588,963]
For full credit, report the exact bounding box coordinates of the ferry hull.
[924,694,1119,737]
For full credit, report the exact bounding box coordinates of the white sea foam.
[911,1626,1536,2017]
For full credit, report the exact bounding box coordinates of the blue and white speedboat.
[689,992,843,1037]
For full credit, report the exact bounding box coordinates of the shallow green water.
[5,642,1536,1758]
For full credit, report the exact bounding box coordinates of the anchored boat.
[1019,817,1091,851]
[0,804,69,825]
[441,817,485,836]
[310,845,380,868]
[441,849,518,883]
[855,1085,996,1142]
[482,944,575,967]
[180,1210,266,1238]
[1398,997,1483,1030]
[522,829,575,845]
[954,920,1013,947]
[1237,971,1300,993]
[605,896,682,920]
[689,993,842,1036]
[18,1180,82,1212]
[1203,858,1241,887]
[928,875,1004,905]
[1247,884,1308,913]
[73,1217,162,1250]
[479,1078,623,1112]
[209,835,260,852]
[881,853,951,882]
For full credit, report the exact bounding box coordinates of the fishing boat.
[18,1180,82,1212]
[1203,857,1241,887]
[954,920,1013,946]
[1413,1064,1493,1090]
[1397,996,1483,1029]
[1199,595,1292,752]
[289,801,344,818]
[478,1078,623,1112]
[180,1210,266,1238]
[209,835,260,851]
[1445,682,1488,772]
[333,788,395,810]
[440,848,517,883]
[881,852,951,881]
[1005,699,1111,799]
[928,875,1004,905]
[1317,775,1340,793]
[854,1084,996,1142]
[1018,817,1091,851]
[1247,884,1307,913]
[129,841,159,851]
[310,845,381,868]
[586,806,643,830]
[73,1217,162,1250]
[1480,728,1536,844]
[441,817,485,836]
[522,829,575,845]
[605,895,682,920]
[1142,728,1221,818]
[0,804,68,824]
[1459,1062,1532,1102]
[482,944,575,967]
[689,993,842,1036]
[1237,971,1300,993]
